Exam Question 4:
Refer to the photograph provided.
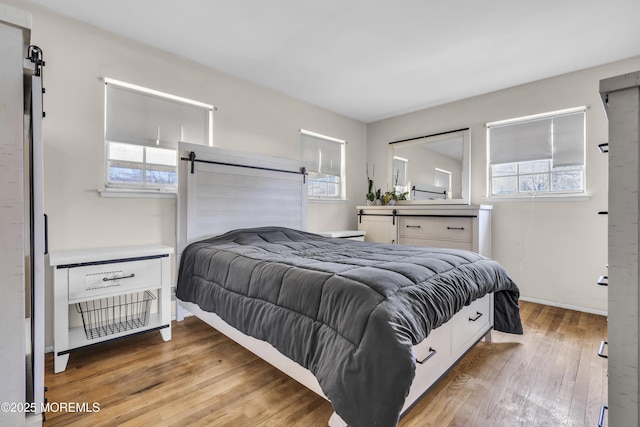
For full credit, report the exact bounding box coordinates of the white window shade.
[301,132,342,176]
[489,118,552,165]
[393,157,407,186]
[552,112,585,167]
[434,168,451,192]
[488,110,585,167]
[105,82,211,148]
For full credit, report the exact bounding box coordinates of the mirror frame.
[387,128,471,205]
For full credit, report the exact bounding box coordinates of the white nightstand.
[318,230,366,241]
[49,244,173,373]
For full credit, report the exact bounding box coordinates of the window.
[300,129,345,199]
[392,156,409,194]
[434,168,452,196]
[104,78,213,192]
[487,107,585,197]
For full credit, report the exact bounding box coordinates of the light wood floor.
[44,301,607,426]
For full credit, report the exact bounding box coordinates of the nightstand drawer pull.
[416,347,437,364]
[103,273,135,282]
[447,226,465,230]
[598,340,608,359]
[405,225,422,228]
[469,312,483,322]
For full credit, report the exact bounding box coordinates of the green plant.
[366,163,380,202]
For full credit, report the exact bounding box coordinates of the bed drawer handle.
[405,225,421,228]
[469,312,483,322]
[598,340,608,359]
[598,405,608,427]
[447,226,465,230]
[103,273,135,282]
[417,347,437,364]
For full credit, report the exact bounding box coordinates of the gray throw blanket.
[177,227,522,427]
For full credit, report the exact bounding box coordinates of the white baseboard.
[519,296,608,317]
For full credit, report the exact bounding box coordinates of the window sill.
[98,188,176,199]
[483,193,591,202]
[307,198,349,204]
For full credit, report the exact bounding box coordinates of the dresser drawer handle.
[447,226,465,230]
[405,225,421,228]
[103,273,136,282]
[598,340,608,359]
[416,347,437,364]
[469,311,483,322]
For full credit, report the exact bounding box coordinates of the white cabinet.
[50,245,173,373]
[357,205,492,257]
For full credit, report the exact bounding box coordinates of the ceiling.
[23,0,640,123]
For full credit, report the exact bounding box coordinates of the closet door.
[600,70,640,427]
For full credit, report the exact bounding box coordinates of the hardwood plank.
[44,301,607,426]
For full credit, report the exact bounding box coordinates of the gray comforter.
[176,227,522,427]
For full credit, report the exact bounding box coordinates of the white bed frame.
[175,142,493,426]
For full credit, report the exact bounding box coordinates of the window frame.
[300,129,346,201]
[103,78,213,195]
[486,107,587,199]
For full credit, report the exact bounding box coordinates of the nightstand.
[49,244,173,373]
[318,230,366,241]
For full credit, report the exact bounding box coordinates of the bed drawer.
[68,258,162,301]
[413,320,451,367]
[451,294,491,351]
[399,217,473,242]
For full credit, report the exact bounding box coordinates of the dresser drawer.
[413,320,451,367]
[399,237,473,251]
[451,294,491,351]
[399,217,473,242]
[68,258,163,301]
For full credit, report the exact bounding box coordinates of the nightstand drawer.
[399,217,473,242]
[68,258,162,301]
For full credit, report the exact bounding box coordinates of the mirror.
[388,128,470,204]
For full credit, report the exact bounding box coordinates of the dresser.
[356,204,492,257]
[50,245,173,373]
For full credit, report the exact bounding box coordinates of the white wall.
[368,55,640,314]
[11,0,639,347]
[5,0,367,349]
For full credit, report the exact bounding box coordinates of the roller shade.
[488,110,584,167]
[552,112,585,167]
[105,81,211,148]
[301,132,343,176]
[393,157,407,186]
[489,118,552,164]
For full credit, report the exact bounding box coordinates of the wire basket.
[76,290,156,340]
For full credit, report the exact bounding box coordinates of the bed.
[175,143,522,427]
